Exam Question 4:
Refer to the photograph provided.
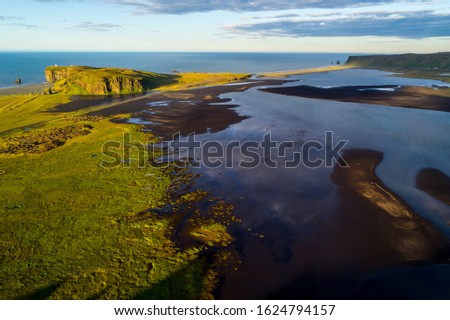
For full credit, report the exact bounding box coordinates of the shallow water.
[195,70,450,298]
[144,69,450,298]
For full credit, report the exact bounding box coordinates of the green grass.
[159,72,251,90]
[0,92,235,299]
[0,94,71,133]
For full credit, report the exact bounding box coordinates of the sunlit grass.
[0,94,71,133]
[159,72,251,90]
[0,93,231,299]
[259,65,351,78]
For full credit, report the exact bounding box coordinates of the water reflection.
[147,69,450,298]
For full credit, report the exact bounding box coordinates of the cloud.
[72,21,122,31]
[242,13,301,20]
[0,15,22,21]
[7,23,40,29]
[109,0,396,14]
[1,15,39,28]
[225,11,450,39]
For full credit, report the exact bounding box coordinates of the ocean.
[0,52,351,88]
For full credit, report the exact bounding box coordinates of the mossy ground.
[0,90,236,299]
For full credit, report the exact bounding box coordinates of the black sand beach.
[261,85,450,112]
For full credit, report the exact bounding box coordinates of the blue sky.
[0,0,449,52]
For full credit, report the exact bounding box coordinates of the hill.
[345,52,450,70]
[45,66,251,95]
[45,66,175,95]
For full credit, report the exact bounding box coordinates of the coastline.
[331,149,450,263]
[258,65,351,78]
[261,84,450,113]
[0,82,52,96]
[416,168,450,206]
[2,63,450,299]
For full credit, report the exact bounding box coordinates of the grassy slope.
[345,52,450,84]
[0,91,234,299]
[346,52,450,70]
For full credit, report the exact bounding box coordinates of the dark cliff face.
[44,66,173,95]
[346,52,450,70]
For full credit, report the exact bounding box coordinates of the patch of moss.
[189,223,233,247]
[0,124,92,154]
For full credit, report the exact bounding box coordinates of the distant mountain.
[345,52,450,70]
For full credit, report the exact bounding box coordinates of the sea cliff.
[45,66,173,95]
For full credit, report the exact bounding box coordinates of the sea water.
[0,52,350,87]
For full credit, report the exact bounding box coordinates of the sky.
[0,0,449,53]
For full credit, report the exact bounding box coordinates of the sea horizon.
[0,51,353,88]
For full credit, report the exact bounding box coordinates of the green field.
[0,68,243,299]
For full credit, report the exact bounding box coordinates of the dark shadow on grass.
[133,254,213,300]
[17,283,61,300]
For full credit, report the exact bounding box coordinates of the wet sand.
[81,79,288,139]
[416,168,450,206]
[261,85,450,112]
[49,79,289,114]
[264,149,450,299]
[331,149,449,264]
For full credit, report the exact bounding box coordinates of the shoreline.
[0,82,52,96]
[258,65,351,78]
[331,149,450,264]
[416,168,450,206]
[261,84,450,113]
[2,64,450,299]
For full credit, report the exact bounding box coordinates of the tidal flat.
[1,67,450,299]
